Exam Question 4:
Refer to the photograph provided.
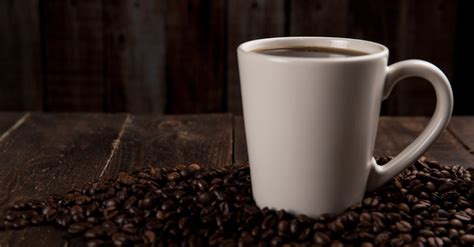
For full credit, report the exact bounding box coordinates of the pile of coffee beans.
[1,157,473,246]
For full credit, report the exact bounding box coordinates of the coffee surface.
[254,46,368,58]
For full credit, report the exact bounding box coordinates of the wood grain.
[0,0,42,111]
[0,113,126,246]
[227,0,286,114]
[233,115,248,164]
[103,0,166,114]
[289,0,349,36]
[387,0,457,115]
[103,114,233,177]
[374,117,474,166]
[0,113,25,135]
[448,117,474,154]
[44,0,105,111]
[165,0,226,113]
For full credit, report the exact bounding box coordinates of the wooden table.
[0,113,473,246]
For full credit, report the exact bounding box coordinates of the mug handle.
[366,59,453,191]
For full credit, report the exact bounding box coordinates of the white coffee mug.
[237,37,453,218]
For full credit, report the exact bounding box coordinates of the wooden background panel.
[0,0,42,111]
[0,0,466,115]
[44,0,105,111]
[227,0,286,114]
[387,0,457,115]
[289,0,349,36]
[164,0,226,113]
[103,0,166,113]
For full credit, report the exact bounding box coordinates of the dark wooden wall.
[0,0,470,115]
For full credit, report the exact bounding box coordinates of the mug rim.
[237,37,389,62]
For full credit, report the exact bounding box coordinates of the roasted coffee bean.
[359,212,371,222]
[67,222,92,235]
[278,220,290,235]
[455,211,472,222]
[460,234,474,244]
[427,236,443,246]
[30,215,44,225]
[161,199,175,211]
[314,232,330,245]
[12,219,28,229]
[328,219,344,232]
[86,239,105,247]
[395,220,412,232]
[330,240,344,247]
[375,232,390,245]
[1,157,473,245]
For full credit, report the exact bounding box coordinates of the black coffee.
[254,46,368,58]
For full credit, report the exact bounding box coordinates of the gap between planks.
[99,114,133,177]
[447,126,474,154]
[0,113,30,143]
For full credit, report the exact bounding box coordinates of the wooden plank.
[103,1,166,114]
[448,117,474,154]
[0,113,25,135]
[164,0,226,113]
[44,0,104,111]
[374,117,474,167]
[102,114,233,177]
[0,113,126,246]
[387,0,457,115]
[0,0,42,111]
[233,115,248,164]
[227,0,285,114]
[289,0,349,36]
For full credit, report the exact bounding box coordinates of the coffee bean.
[86,239,105,247]
[330,240,344,247]
[112,232,131,246]
[427,236,443,246]
[166,172,180,181]
[314,232,330,244]
[30,215,44,225]
[395,220,412,232]
[198,192,213,205]
[419,229,434,237]
[289,219,300,234]
[328,219,344,232]
[460,234,474,244]
[455,211,472,222]
[1,157,473,245]
[359,212,371,223]
[450,218,463,229]
[375,233,390,245]
[299,228,311,241]
[55,215,72,227]
[12,219,28,229]
[270,236,282,246]
[122,223,137,234]
[361,242,373,247]
[68,222,92,235]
